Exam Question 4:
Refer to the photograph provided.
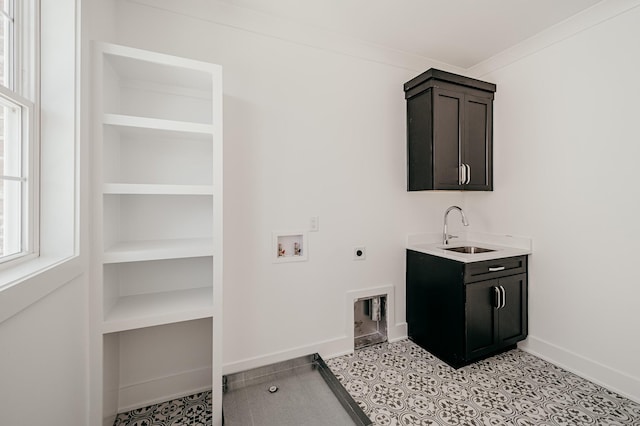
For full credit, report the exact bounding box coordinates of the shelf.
[102,287,213,333]
[103,183,213,195]
[103,238,214,263]
[102,121,213,142]
[100,41,218,90]
[103,113,214,135]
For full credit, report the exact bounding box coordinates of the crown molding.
[467,0,640,78]
[125,0,640,80]
[126,0,464,75]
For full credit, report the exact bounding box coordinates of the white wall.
[467,4,640,401]
[0,0,90,424]
[102,0,640,404]
[110,0,463,371]
[0,277,86,425]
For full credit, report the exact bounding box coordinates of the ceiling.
[219,0,603,68]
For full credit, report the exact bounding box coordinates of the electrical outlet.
[310,216,319,232]
[354,246,366,260]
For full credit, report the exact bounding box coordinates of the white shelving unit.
[91,42,223,426]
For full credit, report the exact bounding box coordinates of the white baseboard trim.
[520,336,640,404]
[222,323,408,375]
[223,285,408,374]
[118,366,213,412]
[388,322,409,343]
[389,328,408,343]
[222,336,346,375]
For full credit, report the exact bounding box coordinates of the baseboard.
[224,285,408,374]
[520,336,640,404]
[117,366,213,412]
[223,323,408,375]
[222,336,347,375]
[389,323,408,343]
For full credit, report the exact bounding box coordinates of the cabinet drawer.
[464,256,527,283]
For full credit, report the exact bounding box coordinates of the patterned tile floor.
[113,390,211,426]
[113,340,640,426]
[327,339,640,426]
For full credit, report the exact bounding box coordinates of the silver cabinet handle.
[465,164,471,184]
[500,286,506,309]
[494,286,501,309]
[488,266,505,272]
[459,164,466,185]
[458,125,463,184]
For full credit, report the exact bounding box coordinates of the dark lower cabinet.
[406,250,528,368]
[466,273,527,361]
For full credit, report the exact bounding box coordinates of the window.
[0,0,37,265]
[0,0,77,322]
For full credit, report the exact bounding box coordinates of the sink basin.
[444,246,495,254]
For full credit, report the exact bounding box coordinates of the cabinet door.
[406,89,434,190]
[465,280,498,359]
[497,273,527,344]
[432,89,463,189]
[463,94,492,191]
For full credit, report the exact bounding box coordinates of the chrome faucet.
[443,206,469,245]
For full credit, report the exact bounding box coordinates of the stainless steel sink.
[444,246,495,254]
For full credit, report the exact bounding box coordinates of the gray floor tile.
[327,339,640,426]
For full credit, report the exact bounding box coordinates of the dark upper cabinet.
[406,250,528,368]
[404,69,496,191]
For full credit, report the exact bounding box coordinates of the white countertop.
[407,231,532,263]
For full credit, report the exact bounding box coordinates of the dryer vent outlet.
[354,295,387,349]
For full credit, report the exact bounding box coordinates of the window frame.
[2,0,16,89]
[0,0,78,326]
[0,0,39,269]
